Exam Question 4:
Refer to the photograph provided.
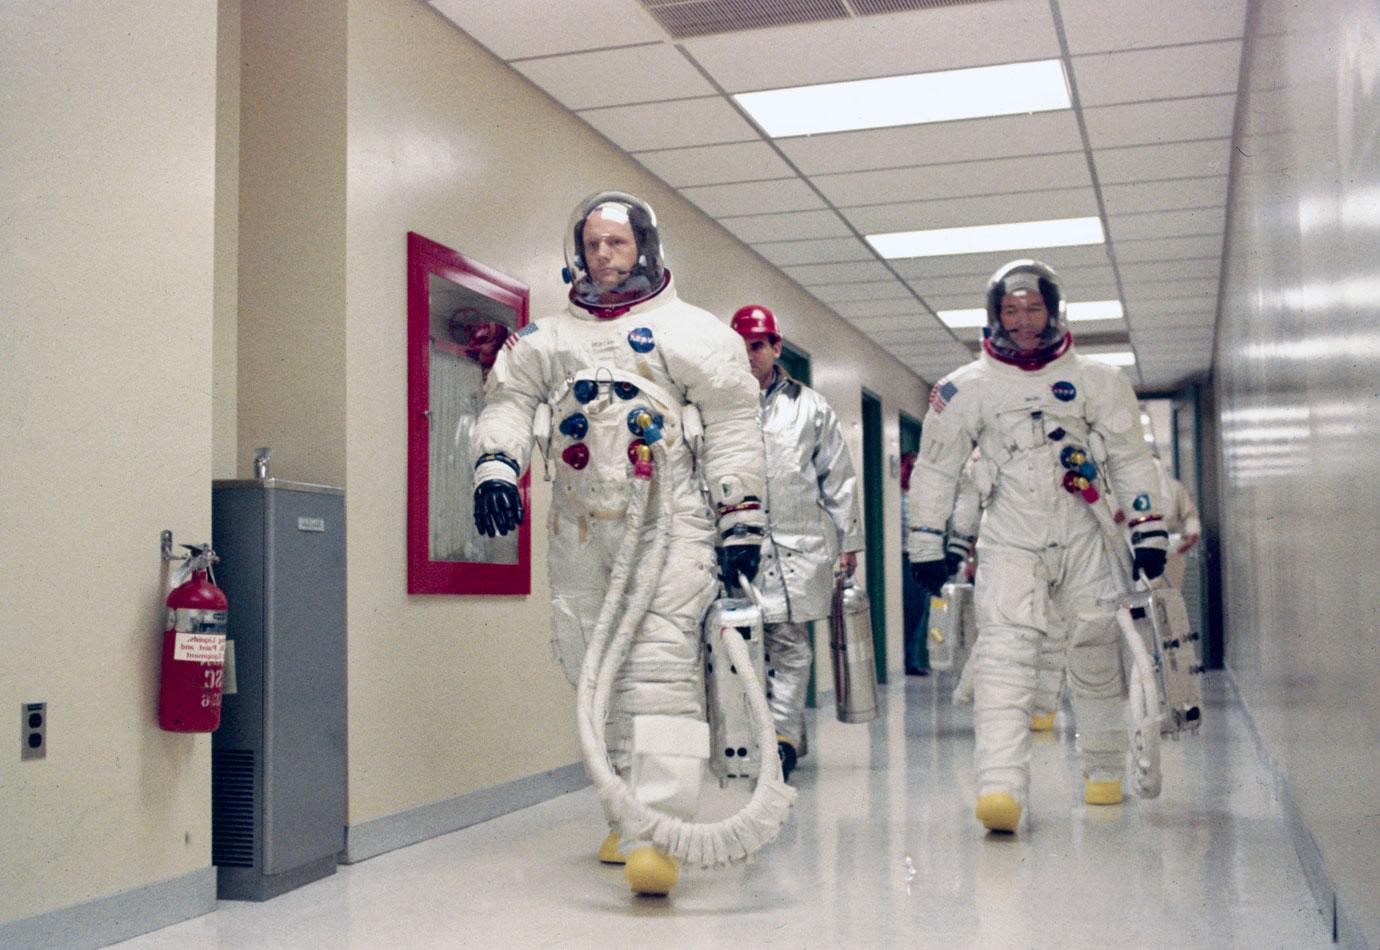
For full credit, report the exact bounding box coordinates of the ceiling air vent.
[851,0,1001,11]
[640,0,850,39]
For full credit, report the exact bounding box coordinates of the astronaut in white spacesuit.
[907,260,1168,833]
[471,192,767,893]
[731,304,863,779]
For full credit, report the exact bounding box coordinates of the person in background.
[732,304,863,781]
[900,451,930,676]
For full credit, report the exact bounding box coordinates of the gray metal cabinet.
[211,479,346,901]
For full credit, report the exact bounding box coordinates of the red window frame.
[406,231,531,595]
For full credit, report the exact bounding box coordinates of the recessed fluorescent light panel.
[935,299,1124,329]
[869,217,1105,260]
[1085,351,1137,366]
[735,60,1070,138]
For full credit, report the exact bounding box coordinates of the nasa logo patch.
[1051,380,1077,402]
[1133,493,1152,511]
[627,327,656,353]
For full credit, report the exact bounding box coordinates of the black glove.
[717,544,761,590]
[1132,547,1167,581]
[911,559,949,596]
[473,480,524,538]
[944,551,966,577]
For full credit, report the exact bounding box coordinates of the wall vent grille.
[212,748,256,868]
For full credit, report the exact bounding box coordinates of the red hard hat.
[731,304,780,342]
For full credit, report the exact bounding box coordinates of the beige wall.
[340,0,926,825]
[1217,0,1380,943]
[213,0,241,480]
[0,0,219,925]
[237,0,348,485]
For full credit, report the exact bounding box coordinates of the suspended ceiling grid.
[430,0,1246,391]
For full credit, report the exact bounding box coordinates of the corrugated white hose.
[1116,605,1163,799]
[576,440,795,868]
[1088,499,1164,800]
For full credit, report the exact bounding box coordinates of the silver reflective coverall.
[755,369,863,746]
[908,346,1163,802]
[472,278,765,823]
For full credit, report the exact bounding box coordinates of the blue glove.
[473,480,523,537]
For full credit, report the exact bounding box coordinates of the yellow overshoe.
[975,790,1022,833]
[1084,780,1124,805]
[598,831,626,865]
[625,846,678,896]
[1030,712,1056,731]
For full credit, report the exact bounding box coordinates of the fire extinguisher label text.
[174,632,226,663]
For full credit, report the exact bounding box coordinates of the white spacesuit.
[947,455,1068,730]
[471,192,769,893]
[908,260,1169,833]
[731,305,863,775]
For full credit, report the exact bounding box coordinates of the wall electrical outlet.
[22,702,46,760]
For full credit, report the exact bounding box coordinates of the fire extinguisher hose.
[575,440,795,868]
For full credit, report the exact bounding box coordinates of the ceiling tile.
[429,0,665,60]
[512,45,714,110]
[1111,234,1224,262]
[1083,95,1237,150]
[892,245,1113,280]
[1109,207,1227,241]
[578,97,758,151]
[1071,318,1127,336]
[778,111,1084,176]
[841,187,1099,234]
[831,298,925,319]
[1102,177,1230,216]
[1058,0,1246,54]
[815,152,1092,208]
[718,209,851,243]
[1120,276,1220,299]
[787,261,895,285]
[1094,139,1234,183]
[811,280,914,303]
[634,141,796,187]
[1131,311,1218,328]
[847,314,931,331]
[679,1,1058,92]
[1071,40,1243,107]
[680,178,826,217]
[752,237,876,266]
[1119,258,1220,282]
[1123,296,1220,315]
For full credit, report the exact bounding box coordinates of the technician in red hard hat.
[731,304,863,781]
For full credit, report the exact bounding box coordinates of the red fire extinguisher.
[158,543,228,732]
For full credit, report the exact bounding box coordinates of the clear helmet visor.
[984,259,1068,358]
[563,191,666,310]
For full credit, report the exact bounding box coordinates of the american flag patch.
[504,322,538,349]
[929,379,958,414]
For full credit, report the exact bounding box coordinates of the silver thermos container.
[829,576,878,723]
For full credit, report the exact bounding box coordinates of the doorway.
[861,390,887,683]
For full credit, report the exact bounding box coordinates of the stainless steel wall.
[1217,1,1380,945]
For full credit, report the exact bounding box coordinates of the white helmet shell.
[564,191,667,312]
[984,259,1068,359]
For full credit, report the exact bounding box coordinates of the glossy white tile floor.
[114,673,1329,949]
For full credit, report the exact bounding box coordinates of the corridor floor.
[114,672,1329,948]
